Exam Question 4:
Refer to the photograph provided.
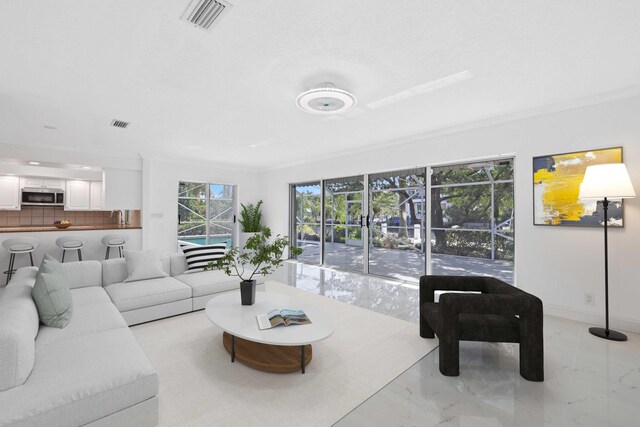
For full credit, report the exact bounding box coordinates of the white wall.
[103,168,142,210]
[141,158,261,254]
[258,95,640,331]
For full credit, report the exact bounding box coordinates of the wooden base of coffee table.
[222,332,312,373]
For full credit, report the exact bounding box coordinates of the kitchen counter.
[0,225,142,233]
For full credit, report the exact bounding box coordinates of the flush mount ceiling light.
[296,83,357,115]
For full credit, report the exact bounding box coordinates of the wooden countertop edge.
[0,226,142,233]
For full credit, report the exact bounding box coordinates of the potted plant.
[238,200,263,248]
[205,227,303,305]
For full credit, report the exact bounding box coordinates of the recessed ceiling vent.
[110,119,130,129]
[181,0,233,32]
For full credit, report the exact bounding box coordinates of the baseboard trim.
[544,304,640,334]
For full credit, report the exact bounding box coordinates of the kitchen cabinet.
[45,179,65,189]
[0,176,20,210]
[65,180,90,211]
[90,181,104,210]
[20,177,65,189]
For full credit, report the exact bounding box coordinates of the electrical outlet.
[585,293,595,305]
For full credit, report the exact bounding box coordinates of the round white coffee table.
[205,290,334,373]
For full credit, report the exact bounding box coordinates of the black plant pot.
[240,280,256,305]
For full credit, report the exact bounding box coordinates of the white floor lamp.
[579,163,636,341]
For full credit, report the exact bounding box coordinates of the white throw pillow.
[123,250,168,282]
[180,243,227,273]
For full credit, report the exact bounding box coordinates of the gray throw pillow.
[36,254,65,281]
[31,272,73,329]
[123,250,168,282]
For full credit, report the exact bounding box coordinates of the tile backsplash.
[0,207,141,227]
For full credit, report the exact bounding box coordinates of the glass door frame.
[177,180,237,247]
[345,199,364,247]
[207,182,237,248]
[367,168,427,281]
[289,181,324,264]
[320,175,369,275]
[426,156,516,283]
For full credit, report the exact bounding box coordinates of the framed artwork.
[533,147,623,227]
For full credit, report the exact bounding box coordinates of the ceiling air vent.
[181,0,232,32]
[110,119,130,129]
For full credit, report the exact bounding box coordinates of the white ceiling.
[1,0,639,170]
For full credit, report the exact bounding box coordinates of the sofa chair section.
[0,263,159,427]
[420,275,544,382]
[102,257,192,326]
[0,271,39,392]
[0,328,159,427]
[169,254,239,309]
[35,271,126,349]
[169,253,267,310]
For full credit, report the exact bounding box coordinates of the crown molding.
[260,85,640,173]
[143,154,259,174]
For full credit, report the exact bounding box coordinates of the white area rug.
[131,281,438,427]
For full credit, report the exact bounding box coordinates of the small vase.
[240,280,256,305]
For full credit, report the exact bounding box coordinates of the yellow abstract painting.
[533,147,623,226]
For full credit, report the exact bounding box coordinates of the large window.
[289,157,514,284]
[178,181,236,247]
[430,160,514,283]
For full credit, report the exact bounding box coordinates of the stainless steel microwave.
[21,188,65,206]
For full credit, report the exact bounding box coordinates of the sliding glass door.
[288,158,514,284]
[368,168,426,281]
[178,181,236,247]
[323,176,365,273]
[290,182,322,264]
[430,160,514,283]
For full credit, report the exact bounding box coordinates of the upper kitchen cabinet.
[65,180,90,211]
[0,176,20,210]
[90,181,104,210]
[20,177,65,189]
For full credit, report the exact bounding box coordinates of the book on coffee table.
[256,309,312,330]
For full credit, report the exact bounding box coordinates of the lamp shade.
[579,163,636,200]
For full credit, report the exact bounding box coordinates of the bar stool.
[3,237,41,285]
[102,234,128,259]
[55,236,87,263]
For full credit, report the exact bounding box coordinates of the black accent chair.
[420,275,544,382]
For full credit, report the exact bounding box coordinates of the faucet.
[111,210,124,226]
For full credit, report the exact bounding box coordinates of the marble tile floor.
[272,262,640,427]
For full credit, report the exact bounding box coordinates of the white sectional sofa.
[101,256,192,326]
[169,254,242,310]
[0,253,253,426]
[0,262,159,427]
[101,254,249,325]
